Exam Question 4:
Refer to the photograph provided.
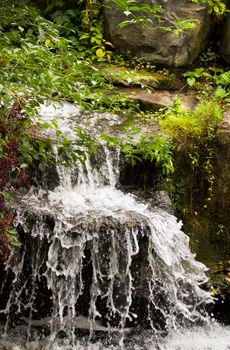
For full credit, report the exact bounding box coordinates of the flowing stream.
[0,103,229,349]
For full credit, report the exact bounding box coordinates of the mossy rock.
[98,65,184,90]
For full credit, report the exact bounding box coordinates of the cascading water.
[0,103,230,350]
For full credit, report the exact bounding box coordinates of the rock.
[122,88,198,111]
[211,109,230,233]
[219,15,230,64]
[150,190,174,214]
[184,110,230,267]
[216,109,230,146]
[99,64,184,90]
[103,0,212,67]
[208,260,230,325]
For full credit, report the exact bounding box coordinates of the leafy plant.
[161,99,223,145]
[199,46,220,64]
[183,68,206,86]
[135,135,174,175]
[183,67,230,104]
[101,131,174,176]
[79,21,114,61]
[190,0,228,16]
[109,0,198,34]
[213,70,230,86]
[161,98,223,212]
[49,2,114,61]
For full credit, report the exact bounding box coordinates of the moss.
[98,64,184,90]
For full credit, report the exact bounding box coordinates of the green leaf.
[215,87,228,99]
[187,77,196,86]
[213,6,219,13]
[96,48,105,58]
[118,20,131,29]
[79,34,89,40]
[218,72,230,86]
[45,39,52,47]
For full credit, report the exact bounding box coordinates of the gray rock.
[219,15,230,64]
[104,0,212,67]
[151,190,174,214]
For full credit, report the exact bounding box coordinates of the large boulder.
[103,0,212,67]
[219,15,230,64]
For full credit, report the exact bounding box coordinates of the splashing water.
[0,103,229,349]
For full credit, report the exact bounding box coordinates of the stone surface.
[122,88,198,111]
[216,109,230,145]
[212,109,230,234]
[104,0,212,67]
[99,64,184,90]
[181,109,230,267]
[219,15,230,64]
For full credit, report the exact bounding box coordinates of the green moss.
[99,65,158,88]
[98,64,184,90]
[161,99,223,146]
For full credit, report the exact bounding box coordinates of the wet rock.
[3,201,155,328]
[0,341,16,350]
[212,289,230,325]
[104,0,212,67]
[212,109,230,228]
[219,15,230,64]
[150,190,174,214]
[216,109,230,146]
[175,109,230,282]
[209,261,230,325]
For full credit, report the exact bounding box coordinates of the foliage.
[199,45,220,64]
[161,98,223,212]
[0,0,107,261]
[161,98,222,148]
[29,0,203,63]
[183,68,230,103]
[135,135,174,175]
[108,0,198,34]
[0,96,100,261]
[0,1,139,112]
[101,131,174,176]
[183,68,206,87]
[190,0,228,16]
[50,2,114,60]
[109,0,163,28]
[0,0,174,261]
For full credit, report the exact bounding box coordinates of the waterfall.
[0,103,229,350]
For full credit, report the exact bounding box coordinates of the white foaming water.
[0,103,229,349]
[1,323,230,350]
[159,324,230,350]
